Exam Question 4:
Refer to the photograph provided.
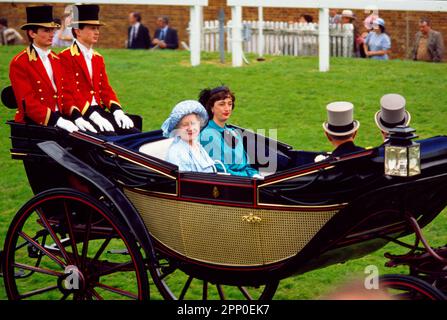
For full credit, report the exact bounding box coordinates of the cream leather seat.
[139,138,174,160]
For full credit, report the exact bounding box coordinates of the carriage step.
[107,249,129,255]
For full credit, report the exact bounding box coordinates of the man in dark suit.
[127,12,151,49]
[152,16,178,50]
[322,102,364,159]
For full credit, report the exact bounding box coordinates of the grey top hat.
[375,94,411,133]
[323,101,360,136]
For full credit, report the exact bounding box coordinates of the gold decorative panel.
[124,189,338,266]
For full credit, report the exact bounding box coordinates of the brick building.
[1,0,446,60]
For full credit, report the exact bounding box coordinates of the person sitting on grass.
[162,100,216,173]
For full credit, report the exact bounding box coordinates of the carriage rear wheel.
[149,252,279,300]
[380,274,446,300]
[2,188,149,300]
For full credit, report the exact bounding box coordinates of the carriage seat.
[138,138,174,161]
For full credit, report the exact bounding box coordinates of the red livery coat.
[10,45,76,125]
[58,42,122,117]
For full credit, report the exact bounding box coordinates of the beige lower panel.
[124,189,338,266]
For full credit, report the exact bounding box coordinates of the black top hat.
[70,4,105,27]
[21,5,60,30]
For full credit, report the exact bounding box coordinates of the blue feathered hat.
[161,100,209,137]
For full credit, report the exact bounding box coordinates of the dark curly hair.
[198,86,236,120]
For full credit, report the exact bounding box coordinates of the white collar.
[32,44,51,60]
[133,22,141,29]
[76,40,94,58]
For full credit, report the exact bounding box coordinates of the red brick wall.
[1,0,446,60]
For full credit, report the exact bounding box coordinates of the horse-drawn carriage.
[2,86,447,300]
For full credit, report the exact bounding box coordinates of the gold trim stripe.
[260,166,335,188]
[81,101,90,115]
[43,108,51,126]
[103,150,177,180]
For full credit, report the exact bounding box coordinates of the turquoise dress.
[200,120,258,177]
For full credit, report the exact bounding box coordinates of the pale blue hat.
[373,18,385,27]
[161,100,209,137]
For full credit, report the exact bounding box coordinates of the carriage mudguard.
[36,140,156,262]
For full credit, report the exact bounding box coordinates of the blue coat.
[166,137,215,173]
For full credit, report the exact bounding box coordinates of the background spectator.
[127,12,151,49]
[298,14,313,24]
[329,9,342,24]
[152,16,178,50]
[341,10,362,57]
[363,10,379,31]
[52,8,73,48]
[412,17,444,62]
[357,12,379,59]
[0,18,24,45]
[341,9,356,24]
[364,18,391,60]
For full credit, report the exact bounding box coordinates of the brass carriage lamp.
[385,126,421,177]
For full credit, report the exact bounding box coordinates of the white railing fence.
[199,20,354,57]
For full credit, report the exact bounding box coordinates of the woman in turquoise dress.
[198,86,261,178]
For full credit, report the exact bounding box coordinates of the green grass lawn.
[1,46,446,300]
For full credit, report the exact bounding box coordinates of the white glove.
[113,109,134,129]
[55,117,79,133]
[74,117,98,133]
[314,154,329,163]
[89,111,115,132]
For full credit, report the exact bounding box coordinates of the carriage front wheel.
[2,188,149,300]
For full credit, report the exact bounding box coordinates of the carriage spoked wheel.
[379,274,446,300]
[2,188,149,300]
[149,252,279,300]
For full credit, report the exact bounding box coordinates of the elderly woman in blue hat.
[364,18,391,60]
[162,100,216,173]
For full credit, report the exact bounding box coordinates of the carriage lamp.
[385,126,421,177]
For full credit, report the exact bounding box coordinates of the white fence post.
[319,7,330,72]
[258,8,264,58]
[231,5,243,67]
[190,5,203,67]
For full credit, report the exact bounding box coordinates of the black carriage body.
[6,120,447,287]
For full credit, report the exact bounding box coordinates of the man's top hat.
[21,6,60,30]
[70,4,105,28]
[323,101,360,136]
[375,94,411,133]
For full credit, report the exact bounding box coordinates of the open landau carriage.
[2,86,447,300]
